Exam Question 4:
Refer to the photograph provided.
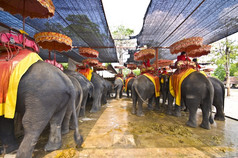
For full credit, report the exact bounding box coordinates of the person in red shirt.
[177,51,191,62]
[162,68,168,75]
[192,58,201,70]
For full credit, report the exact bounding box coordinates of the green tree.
[211,38,238,96]
[112,25,134,65]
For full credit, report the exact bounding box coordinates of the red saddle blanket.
[0,49,42,118]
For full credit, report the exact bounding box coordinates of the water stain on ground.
[2,97,238,158]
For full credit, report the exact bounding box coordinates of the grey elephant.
[104,79,113,99]
[64,70,94,117]
[90,72,106,112]
[167,71,214,129]
[0,61,83,157]
[62,74,83,134]
[131,75,160,116]
[114,77,124,99]
[159,74,170,107]
[126,78,135,98]
[208,77,225,121]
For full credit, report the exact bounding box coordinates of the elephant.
[104,79,113,99]
[131,75,160,116]
[167,71,214,129]
[90,72,106,112]
[159,74,170,107]
[61,74,83,134]
[0,60,83,157]
[64,70,94,117]
[102,79,113,104]
[208,77,225,121]
[114,77,124,99]
[126,78,135,98]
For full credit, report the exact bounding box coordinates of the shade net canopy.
[0,0,118,63]
[134,0,238,60]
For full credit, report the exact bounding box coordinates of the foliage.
[112,25,134,64]
[133,68,141,76]
[214,65,226,81]
[210,39,238,65]
[61,63,68,70]
[210,38,238,81]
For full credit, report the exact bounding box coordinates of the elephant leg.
[62,105,73,135]
[90,92,102,113]
[173,104,181,117]
[161,92,167,107]
[166,93,174,115]
[119,87,123,98]
[127,89,129,98]
[45,105,68,151]
[147,97,153,110]
[214,102,225,121]
[0,117,18,154]
[131,90,137,115]
[16,111,51,158]
[200,103,211,130]
[154,96,160,111]
[79,97,87,117]
[185,100,198,128]
[137,99,144,117]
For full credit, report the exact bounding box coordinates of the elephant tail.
[134,82,148,104]
[221,83,225,111]
[68,82,84,146]
[76,82,83,114]
[208,81,215,125]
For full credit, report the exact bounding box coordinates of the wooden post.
[155,47,158,69]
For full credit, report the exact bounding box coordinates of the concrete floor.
[2,91,238,158]
[42,97,238,158]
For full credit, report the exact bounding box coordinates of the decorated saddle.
[0,49,42,118]
[169,68,196,106]
[78,68,93,81]
[125,77,133,91]
[143,73,160,97]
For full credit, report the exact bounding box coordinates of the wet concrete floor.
[3,96,238,158]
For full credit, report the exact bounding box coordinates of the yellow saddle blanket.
[0,49,42,119]
[125,77,133,91]
[78,68,93,81]
[143,73,160,97]
[169,68,196,106]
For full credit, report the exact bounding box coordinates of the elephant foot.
[61,128,69,135]
[131,109,136,115]
[154,107,160,111]
[136,111,145,117]
[75,134,84,147]
[44,141,62,151]
[166,110,172,115]
[214,114,225,121]
[186,120,197,128]
[90,107,99,113]
[173,105,181,117]
[173,110,181,117]
[200,122,211,130]
[0,143,19,154]
[70,124,76,130]
[148,106,153,111]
